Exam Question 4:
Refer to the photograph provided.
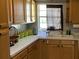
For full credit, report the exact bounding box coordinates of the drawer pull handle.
[0,24,8,29]
[61,45,63,48]
[0,33,2,36]
[0,25,1,28]
[47,40,48,43]
[57,45,60,47]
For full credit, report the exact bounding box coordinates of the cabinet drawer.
[0,28,9,36]
[27,42,36,53]
[47,40,60,44]
[20,48,27,56]
[61,40,74,45]
[0,23,8,29]
[12,48,27,59]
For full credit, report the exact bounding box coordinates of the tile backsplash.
[11,24,27,33]
[10,23,37,38]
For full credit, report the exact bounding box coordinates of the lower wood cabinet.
[0,29,10,59]
[46,40,78,59]
[61,45,74,59]
[12,39,78,59]
[12,40,40,59]
[47,44,74,59]
[12,48,27,59]
[47,45,60,59]
[27,40,40,59]
[40,40,48,59]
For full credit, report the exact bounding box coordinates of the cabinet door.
[0,0,8,25]
[28,50,34,59]
[13,0,25,24]
[25,0,31,23]
[12,55,19,59]
[28,48,37,59]
[35,40,41,59]
[0,29,10,59]
[28,41,40,59]
[70,0,79,24]
[47,44,60,59]
[61,45,74,59]
[40,40,48,59]
[13,49,27,59]
[19,49,27,59]
[8,0,14,24]
[32,0,36,22]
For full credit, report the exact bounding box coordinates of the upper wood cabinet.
[12,0,25,24]
[9,0,36,24]
[66,0,70,23]
[25,0,36,23]
[0,0,9,25]
[25,0,31,23]
[69,0,79,24]
[32,0,36,22]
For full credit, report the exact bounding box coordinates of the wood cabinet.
[69,0,79,24]
[8,0,36,24]
[61,45,74,59]
[32,0,36,22]
[46,40,78,59]
[12,0,25,24]
[66,0,70,23]
[27,40,40,59]
[0,0,10,59]
[11,39,78,59]
[12,40,40,59]
[12,48,27,59]
[8,0,13,25]
[46,40,60,59]
[0,0,9,25]
[78,41,79,59]
[47,45,60,59]
[40,40,48,59]
[0,29,10,59]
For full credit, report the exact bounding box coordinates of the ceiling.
[35,0,67,3]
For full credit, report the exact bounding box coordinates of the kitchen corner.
[1,0,79,59]
[10,35,38,57]
[10,31,79,58]
[9,24,79,59]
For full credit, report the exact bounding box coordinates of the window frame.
[47,5,63,31]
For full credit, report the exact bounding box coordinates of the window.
[47,5,63,30]
[38,4,47,30]
[38,4,63,31]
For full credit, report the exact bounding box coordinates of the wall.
[10,23,37,36]
[11,24,27,33]
[37,3,67,34]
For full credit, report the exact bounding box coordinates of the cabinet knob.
[0,25,1,28]
[46,40,48,43]
[61,45,63,48]
[57,45,60,47]
[0,33,2,36]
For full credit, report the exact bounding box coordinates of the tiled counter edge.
[10,35,79,58]
[10,35,39,58]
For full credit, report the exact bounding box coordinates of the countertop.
[10,35,38,57]
[10,35,79,58]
